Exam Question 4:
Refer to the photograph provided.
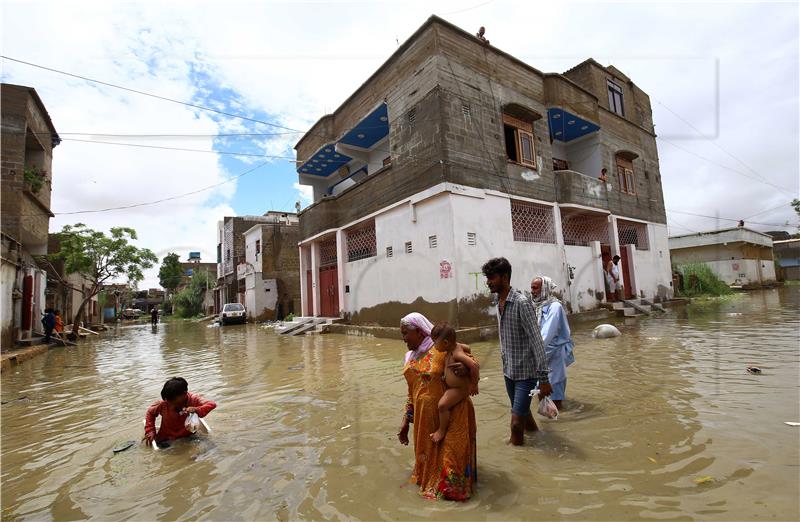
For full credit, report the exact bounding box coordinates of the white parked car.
[220,303,246,325]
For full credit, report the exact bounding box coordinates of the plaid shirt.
[495,287,550,382]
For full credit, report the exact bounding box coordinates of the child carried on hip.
[430,323,480,443]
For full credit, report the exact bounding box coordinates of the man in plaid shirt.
[482,257,552,446]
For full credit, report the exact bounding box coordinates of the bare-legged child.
[430,323,479,443]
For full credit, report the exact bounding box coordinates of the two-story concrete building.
[294,16,673,326]
[240,212,301,321]
[1,84,60,347]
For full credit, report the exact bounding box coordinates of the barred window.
[467,232,477,246]
[561,211,610,246]
[319,237,338,267]
[429,235,438,249]
[617,219,649,250]
[346,221,377,262]
[386,246,393,258]
[511,200,556,243]
[405,241,413,254]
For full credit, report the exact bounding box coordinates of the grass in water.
[676,262,734,297]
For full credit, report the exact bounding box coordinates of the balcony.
[554,169,610,211]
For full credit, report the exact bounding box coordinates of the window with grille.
[386,246,393,258]
[617,219,649,250]
[405,241,413,254]
[255,240,261,255]
[319,237,338,267]
[503,113,536,168]
[346,221,377,262]
[560,211,610,246]
[429,235,438,249]
[467,232,477,246]
[511,200,556,243]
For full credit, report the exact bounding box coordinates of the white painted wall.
[342,192,458,315]
[702,259,776,285]
[244,274,278,320]
[304,183,674,323]
[1,261,16,340]
[630,223,674,299]
[565,133,602,177]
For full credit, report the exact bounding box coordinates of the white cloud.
[1,0,797,294]
[293,182,313,207]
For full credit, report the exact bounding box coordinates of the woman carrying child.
[396,312,477,501]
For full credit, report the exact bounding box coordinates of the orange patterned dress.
[403,347,477,501]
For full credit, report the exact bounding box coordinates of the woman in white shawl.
[531,277,575,409]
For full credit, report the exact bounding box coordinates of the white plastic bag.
[184,412,200,433]
[529,388,559,420]
[537,396,559,420]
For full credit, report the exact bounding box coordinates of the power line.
[62,138,298,161]
[667,208,796,228]
[744,202,793,220]
[1,55,303,133]
[657,136,797,196]
[54,161,271,215]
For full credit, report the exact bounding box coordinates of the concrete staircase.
[274,317,339,336]
[611,298,666,318]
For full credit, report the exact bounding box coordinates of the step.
[623,300,651,315]
[274,317,315,335]
[641,299,666,312]
[615,307,643,318]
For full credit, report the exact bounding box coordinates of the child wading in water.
[430,323,480,443]
[144,377,216,445]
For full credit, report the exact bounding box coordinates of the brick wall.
[258,223,302,317]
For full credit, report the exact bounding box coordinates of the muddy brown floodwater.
[2,288,799,521]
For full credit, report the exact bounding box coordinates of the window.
[319,237,338,267]
[561,211,610,246]
[511,200,556,243]
[226,249,230,262]
[346,221,377,262]
[467,232,477,246]
[429,235,438,249]
[386,246,393,258]
[382,156,392,167]
[407,107,417,128]
[217,244,222,263]
[615,156,635,194]
[607,80,624,116]
[502,113,536,168]
[405,241,413,254]
[617,219,649,251]
[255,240,261,255]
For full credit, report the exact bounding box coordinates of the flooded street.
[2,288,799,521]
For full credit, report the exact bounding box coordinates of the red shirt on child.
[145,392,216,442]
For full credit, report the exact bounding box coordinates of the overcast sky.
[2,0,798,288]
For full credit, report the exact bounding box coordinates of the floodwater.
[2,288,799,521]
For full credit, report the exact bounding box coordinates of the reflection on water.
[2,288,799,520]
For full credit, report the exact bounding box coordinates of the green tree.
[158,252,183,299]
[173,270,209,318]
[48,224,157,339]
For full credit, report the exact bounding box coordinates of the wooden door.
[319,265,339,317]
[306,270,313,316]
[600,244,612,299]
[619,249,634,299]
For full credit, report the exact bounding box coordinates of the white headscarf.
[400,312,434,364]
[532,276,560,324]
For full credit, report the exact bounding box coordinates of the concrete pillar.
[335,229,346,318]
[310,242,320,317]
[609,215,621,257]
[552,204,573,309]
[298,245,308,316]
[623,243,638,297]
[589,240,606,303]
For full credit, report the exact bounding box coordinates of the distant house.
[41,234,100,326]
[241,214,300,321]
[669,227,776,286]
[773,238,800,281]
[1,84,60,347]
[178,253,215,315]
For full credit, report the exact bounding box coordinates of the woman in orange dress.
[397,312,477,501]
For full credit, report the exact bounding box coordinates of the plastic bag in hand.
[537,396,559,420]
[184,412,200,433]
